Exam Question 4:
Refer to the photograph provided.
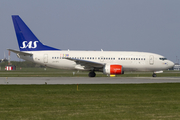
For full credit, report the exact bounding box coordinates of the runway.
[0,77,180,85]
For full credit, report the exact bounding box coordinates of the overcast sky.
[1,0,180,62]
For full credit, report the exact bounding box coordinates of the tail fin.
[12,15,59,51]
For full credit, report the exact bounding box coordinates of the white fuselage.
[18,50,174,72]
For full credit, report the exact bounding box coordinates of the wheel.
[88,71,96,77]
[152,73,157,77]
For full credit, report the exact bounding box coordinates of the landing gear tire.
[152,73,157,77]
[88,71,96,77]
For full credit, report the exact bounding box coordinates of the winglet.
[12,15,59,51]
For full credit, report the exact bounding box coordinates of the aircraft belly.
[123,64,160,72]
[47,60,76,69]
[19,54,34,62]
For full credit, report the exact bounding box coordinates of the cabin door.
[149,55,154,65]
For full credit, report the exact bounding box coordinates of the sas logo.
[20,41,38,49]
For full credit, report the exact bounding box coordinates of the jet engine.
[103,64,124,75]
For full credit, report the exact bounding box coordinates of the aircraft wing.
[7,49,33,56]
[66,58,104,68]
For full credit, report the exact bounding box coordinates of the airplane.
[9,15,174,77]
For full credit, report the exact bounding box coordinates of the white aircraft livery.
[9,15,174,77]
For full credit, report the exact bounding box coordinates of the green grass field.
[0,67,180,77]
[0,84,180,120]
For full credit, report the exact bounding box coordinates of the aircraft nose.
[169,60,175,68]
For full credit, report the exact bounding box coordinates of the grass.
[0,67,106,77]
[0,84,180,120]
[0,67,180,77]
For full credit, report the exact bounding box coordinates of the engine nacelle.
[103,64,124,75]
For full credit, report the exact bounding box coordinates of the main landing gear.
[88,71,96,77]
[152,73,157,77]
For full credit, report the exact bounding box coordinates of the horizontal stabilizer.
[7,49,33,56]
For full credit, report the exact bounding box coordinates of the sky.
[0,0,180,62]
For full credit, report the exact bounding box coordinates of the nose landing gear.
[152,73,157,77]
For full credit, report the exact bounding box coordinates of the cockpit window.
[159,58,167,61]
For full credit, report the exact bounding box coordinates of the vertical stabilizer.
[12,15,59,51]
